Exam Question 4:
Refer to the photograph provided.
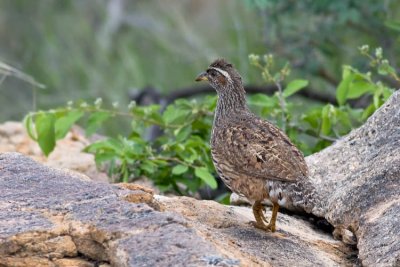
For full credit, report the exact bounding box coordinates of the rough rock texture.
[0,153,232,266]
[159,196,353,267]
[0,122,109,183]
[306,90,400,266]
[0,152,353,267]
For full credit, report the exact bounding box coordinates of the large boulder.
[0,152,352,267]
[0,153,230,267]
[307,90,400,266]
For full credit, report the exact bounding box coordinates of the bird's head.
[195,58,243,95]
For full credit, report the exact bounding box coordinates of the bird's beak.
[195,72,208,82]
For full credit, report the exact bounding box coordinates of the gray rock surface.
[307,90,400,266]
[0,152,353,267]
[0,153,228,267]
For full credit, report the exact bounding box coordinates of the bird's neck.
[214,85,249,125]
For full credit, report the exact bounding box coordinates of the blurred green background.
[1,0,399,122]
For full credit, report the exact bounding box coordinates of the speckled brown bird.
[195,59,315,232]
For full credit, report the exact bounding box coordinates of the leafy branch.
[24,96,218,196]
[359,45,400,82]
[249,53,309,134]
[248,46,395,154]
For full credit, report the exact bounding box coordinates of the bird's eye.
[210,71,217,77]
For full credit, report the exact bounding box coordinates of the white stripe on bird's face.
[209,67,233,84]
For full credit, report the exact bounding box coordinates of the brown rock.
[117,183,164,211]
[0,256,54,267]
[23,235,77,258]
[53,258,94,267]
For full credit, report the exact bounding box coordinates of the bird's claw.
[249,221,276,232]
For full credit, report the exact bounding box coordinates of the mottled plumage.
[195,58,315,232]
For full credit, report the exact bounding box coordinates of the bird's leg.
[251,200,270,231]
[258,205,269,224]
[266,203,279,232]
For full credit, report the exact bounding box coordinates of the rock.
[23,235,77,258]
[0,152,354,266]
[53,258,95,267]
[306,90,400,266]
[0,153,237,266]
[159,196,353,266]
[0,256,54,267]
[118,183,164,211]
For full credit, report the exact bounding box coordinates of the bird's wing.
[214,118,308,183]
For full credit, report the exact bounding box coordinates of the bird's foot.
[266,222,276,232]
[251,201,279,233]
[249,221,276,232]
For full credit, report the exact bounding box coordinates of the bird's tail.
[289,177,319,214]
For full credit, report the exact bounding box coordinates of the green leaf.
[36,112,56,156]
[94,152,117,163]
[215,192,231,204]
[361,103,376,120]
[283,79,308,97]
[85,138,123,154]
[373,90,381,108]
[121,138,147,156]
[175,175,201,193]
[336,66,354,106]
[321,105,332,135]
[302,109,320,129]
[382,87,394,100]
[85,111,111,136]
[346,81,375,99]
[378,63,396,76]
[194,167,217,189]
[23,113,38,141]
[172,164,188,175]
[55,110,84,139]
[130,143,147,155]
[162,106,191,125]
[174,125,192,143]
[248,94,275,108]
[187,147,199,163]
[384,19,400,32]
[141,160,157,174]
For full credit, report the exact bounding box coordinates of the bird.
[195,58,315,232]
